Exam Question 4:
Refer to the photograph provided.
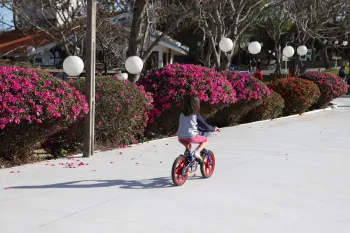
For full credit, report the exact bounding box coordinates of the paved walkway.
[1,96,350,233]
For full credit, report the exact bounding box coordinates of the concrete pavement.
[1,96,350,233]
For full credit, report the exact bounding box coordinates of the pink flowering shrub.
[42,76,153,156]
[138,63,235,135]
[242,90,285,123]
[0,66,88,166]
[298,72,348,108]
[268,78,321,115]
[210,71,270,126]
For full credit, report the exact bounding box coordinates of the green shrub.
[268,77,321,115]
[0,66,88,166]
[42,77,153,157]
[210,71,270,127]
[242,90,285,123]
[298,71,348,108]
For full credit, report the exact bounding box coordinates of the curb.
[233,105,334,128]
[135,105,335,144]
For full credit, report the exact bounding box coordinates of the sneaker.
[194,151,203,163]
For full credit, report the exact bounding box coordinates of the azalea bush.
[0,66,88,166]
[298,71,348,108]
[268,78,321,115]
[138,63,235,135]
[242,90,285,123]
[42,76,153,157]
[210,71,270,126]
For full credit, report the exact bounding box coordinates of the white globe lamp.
[219,38,234,52]
[118,73,128,81]
[342,41,348,46]
[334,40,339,45]
[63,56,84,76]
[125,56,144,74]
[297,45,308,56]
[26,46,35,55]
[248,41,261,55]
[283,46,295,58]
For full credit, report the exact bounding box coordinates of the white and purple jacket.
[177,113,215,139]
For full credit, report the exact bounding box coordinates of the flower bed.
[298,71,348,108]
[268,77,321,115]
[0,66,88,166]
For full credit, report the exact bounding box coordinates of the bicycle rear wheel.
[171,156,189,186]
[200,150,215,178]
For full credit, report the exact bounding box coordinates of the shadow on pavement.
[9,176,201,190]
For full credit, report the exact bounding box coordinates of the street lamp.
[26,46,36,55]
[342,41,348,46]
[219,38,234,52]
[125,56,144,74]
[118,73,128,81]
[248,41,261,54]
[283,46,295,72]
[297,45,308,56]
[63,56,84,77]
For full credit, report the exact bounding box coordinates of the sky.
[0,6,14,31]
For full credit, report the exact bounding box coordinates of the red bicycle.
[171,130,216,186]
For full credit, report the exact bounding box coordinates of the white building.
[14,0,83,28]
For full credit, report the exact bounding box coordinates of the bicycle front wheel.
[200,150,215,178]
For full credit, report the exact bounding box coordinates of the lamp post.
[63,2,144,158]
[82,0,97,158]
[282,46,295,72]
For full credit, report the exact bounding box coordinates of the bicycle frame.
[181,130,213,176]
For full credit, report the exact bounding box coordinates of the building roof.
[0,29,55,55]
[113,13,189,55]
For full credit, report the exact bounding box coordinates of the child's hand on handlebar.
[214,127,220,132]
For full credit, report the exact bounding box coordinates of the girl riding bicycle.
[177,95,219,162]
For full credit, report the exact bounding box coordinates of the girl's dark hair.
[183,95,200,116]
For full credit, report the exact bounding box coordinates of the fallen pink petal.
[9,171,14,173]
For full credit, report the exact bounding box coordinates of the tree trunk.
[127,0,148,83]
[324,48,330,70]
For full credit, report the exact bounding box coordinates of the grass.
[325,68,338,75]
